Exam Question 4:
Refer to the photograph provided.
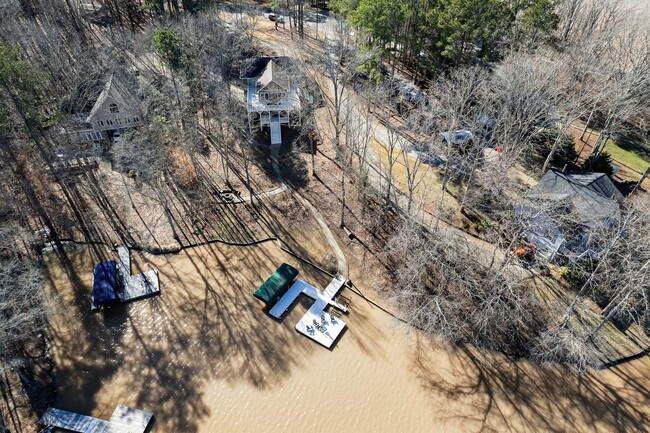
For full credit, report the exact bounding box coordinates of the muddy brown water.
[43,242,650,433]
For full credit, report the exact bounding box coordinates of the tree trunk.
[542,121,572,173]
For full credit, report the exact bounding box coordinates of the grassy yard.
[571,122,650,190]
[601,138,650,174]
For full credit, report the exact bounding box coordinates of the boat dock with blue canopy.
[91,261,119,311]
[91,247,160,311]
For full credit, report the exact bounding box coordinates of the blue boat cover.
[93,261,119,305]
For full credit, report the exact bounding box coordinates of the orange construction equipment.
[511,243,537,261]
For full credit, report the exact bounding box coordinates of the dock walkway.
[117,246,160,302]
[269,276,348,348]
[269,277,346,319]
[39,408,108,433]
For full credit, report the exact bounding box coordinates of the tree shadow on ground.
[612,132,650,160]
[42,243,127,414]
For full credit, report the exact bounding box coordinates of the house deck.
[246,81,300,113]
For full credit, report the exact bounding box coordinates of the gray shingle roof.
[256,59,289,90]
[239,56,293,80]
[525,170,623,227]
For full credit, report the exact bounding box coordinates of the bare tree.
[385,216,550,357]
[0,216,49,374]
[321,20,368,149]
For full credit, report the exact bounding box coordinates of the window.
[109,103,119,113]
[99,120,104,126]
[134,117,139,122]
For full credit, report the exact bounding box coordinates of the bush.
[559,265,579,281]
[532,128,578,166]
[582,151,614,175]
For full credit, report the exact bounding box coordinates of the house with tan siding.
[86,74,144,132]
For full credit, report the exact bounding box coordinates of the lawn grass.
[602,138,650,175]
[571,122,650,189]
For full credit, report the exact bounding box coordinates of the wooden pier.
[116,246,160,302]
[39,406,153,433]
[39,407,108,433]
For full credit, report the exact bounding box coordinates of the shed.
[254,263,299,305]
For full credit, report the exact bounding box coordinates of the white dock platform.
[116,246,160,302]
[39,408,108,433]
[117,270,160,302]
[40,406,152,433]
[105,405,153,433]
[269,277,348,348]
[295,303,346,348]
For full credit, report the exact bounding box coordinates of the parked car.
[112,131,122,142]
[441,130,474,146]
[398,85,428,107]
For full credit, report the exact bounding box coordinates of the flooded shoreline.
[43,242,650,433]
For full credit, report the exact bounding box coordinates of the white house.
[240,57,301,145]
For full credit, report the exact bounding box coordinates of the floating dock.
[269,277,346,319]
[105,405,153,433]
[39,407,108,433]
[269,276,348,348]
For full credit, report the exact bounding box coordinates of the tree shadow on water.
[410,338,650,433]
[45,242,328,432]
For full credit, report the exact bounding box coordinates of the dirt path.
[238,184,288,202]
[270,142,348,278]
